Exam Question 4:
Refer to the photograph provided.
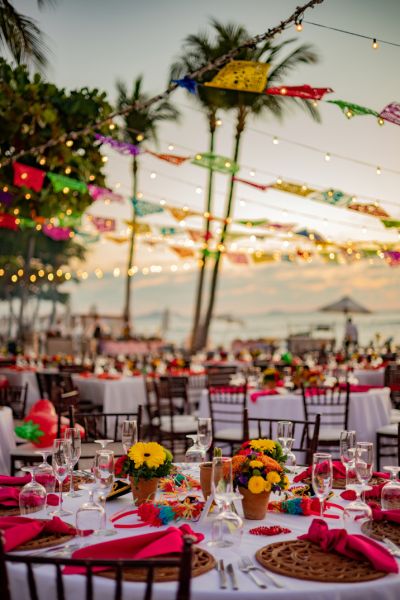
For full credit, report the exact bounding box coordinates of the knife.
[227,563,239,590]
[217,559,227,589]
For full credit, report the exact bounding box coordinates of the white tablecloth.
[0,406,16,474]
[5,466,400,600]
[353,368,385,387]
[199,388,392,445]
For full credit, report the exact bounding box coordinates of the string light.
[377,117,385,126]
[136,134,144,142]
[216,119,223,127]
[168,144,175,151]
[376,166,381,175]
[17,269,24,277]
[65,140,74,147]
[109,122,116,131]
[113,267,120,277]
[160,199,166,206]
[29,274,36,283]
[272,136,279,145]
[325,152,331,161]
[372,38,379,49]
[65,167,72,174]
[295,18,303,32]
[150,172,157,179]
[249,170,256,177]
[39,157,46,166]
[11,275,18,283]
[65,272,72,280]
[101,156,108,163]
[195,187,202,194]
[48,273,54,281]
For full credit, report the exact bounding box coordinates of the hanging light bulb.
[216,118,222,127]
[249,170,256,177]
[150,172,157,179]
[295,19,303,32]
[345,108,353,119]
[136,134,144,142]
[377,117,385,126]
[272,136,279,145]
[195,186,202,194]
[325,152,331,162]
[168,144,174,151]
[372,38,379,49]
[376,166,381,175]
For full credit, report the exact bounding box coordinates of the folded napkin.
[0,487,59,508]
[250,389,278,402]
[294,461,346,482]
[64,523,204,575]
[341,482,388,501]
[371,507,400,524]
[0,474,31,486]
[0,515,77,551]
[299,518,398,574]
[96,373,121,380]
[79,372,93,378]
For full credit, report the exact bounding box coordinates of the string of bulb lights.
[296,20,400,49]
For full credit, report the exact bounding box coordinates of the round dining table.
[353,368,385,388]
[4,464,400,600]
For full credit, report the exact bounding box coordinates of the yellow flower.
[264,481,272,492]
[282,475,290,490]
[249,439,276,453]
[248,475,266,494]
[267,471,281,485]
[249,460,264,469]
[128,442,166,469]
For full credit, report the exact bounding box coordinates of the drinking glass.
[340,430,357,487]
[94,439,114,449]
[19,467,46,515]
[284,438,297,474]
[208,457,243,548]
[197,418,212,454]
[381,466,400,510]
[277,421,293,449]
[34,450,56,512]
[51,438,72,517]
[93,450,116,536]
[121,420,138,454]
[76,472,105,541]
[64,428,82,498]
[355,441,373,500]
[185,435,206,463]
[312,453,333,518]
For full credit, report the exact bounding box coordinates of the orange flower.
[260,455,283,472]
[232,455,247,474]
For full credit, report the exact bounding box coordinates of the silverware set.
[216,556,284,590]
[216,559,239,590]
[383,537,400,558]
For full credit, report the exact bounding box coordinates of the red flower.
[115,454,128,477]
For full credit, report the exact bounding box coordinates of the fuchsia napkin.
[0,475,31,486]
[250,389,279,402]
[299,518,398,574]
[294,461,347,482]
[371,507,400,524]
[340,481,389,501]
[0,487,59,509]
[0,515,78,551]
[64,524,204,575]
[96,373,121,380]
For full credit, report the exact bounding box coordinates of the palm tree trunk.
[17,233,36,345]
[198,107,246,350]
[190,112,217,353]
[123,156,138,332]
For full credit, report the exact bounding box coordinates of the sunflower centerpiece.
[117,441,173,505]
[233,439,288,519]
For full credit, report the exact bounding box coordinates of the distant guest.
[344,317,358,356]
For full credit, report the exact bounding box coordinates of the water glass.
[93,450,116,536]
[381,466,400,510]
[355,442,373,498]
[121,420,138,454]
[312,453,333,518]
[185,435,206,463]
[34,450,56,512]
[197,418,212,453]
[339,430,357,487]
[64,428,82,498]
[19,467,46,515]
[51,438,72,517]
[208,457,242,548]
[277,421,293,448]
[76,473,105,540]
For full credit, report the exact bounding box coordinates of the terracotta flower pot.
[130,477,159,505]
[199,462,212,500]
[239,486,270,520]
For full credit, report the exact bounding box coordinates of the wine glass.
[208,457,243,548]
[94,439,114,449]
[51,438,72,517]
[381,466,400,509]
[185,435,206,463]
[197,418,212,454]
[93,450,116,536]
[277,421,293,450]
[64,428,82,498]
[284,438,297,474]
[312,453,333,518]
[34,450,56,512]
[76,471,105,541]
[340,430,357,487]
[121,420,138,454]
[355,442,373,501]
[19,467,47,515]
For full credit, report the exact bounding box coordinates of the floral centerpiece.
[115,441,173,505]
[262,368,280,389]
[233,439,288,519]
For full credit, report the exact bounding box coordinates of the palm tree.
[0,0,56,69]
[170,26,238,352]
[196,22,320,349]
[116,76,179,334]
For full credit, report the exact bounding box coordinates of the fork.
[242,555,285,588]
[383,538,400,558]
[238,558,267,588]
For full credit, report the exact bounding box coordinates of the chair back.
[72,405,142,443]
[384,363,400,408]
[159,376,189,413]
[243,409,321,466]
[301,383,350,431]
[36,372,75,399]
[206,366,238,387]
[59,364,93,374]
[0,383,28,419]
[208,383,247,448]
[0,534,192,600]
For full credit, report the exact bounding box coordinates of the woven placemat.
[361,520,400,545]
[98,546,215,582]
[256,540,386,583]
[15,532,75,552]
[0,506,20,516]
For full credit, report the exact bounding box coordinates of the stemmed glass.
[340,430,357,487]
[121,420,138,455]
[51,438,72,517]
[76,470,105,541]
[185,435,206,463]
[208,457,243,548]
[381,466,400,509]
[64,428,82,498]
[34,450,56,512]
[93,450,116,536]
[355,442,373,502]
[197,418,212,455]
[277,421,296,473]
[343,443,373,524]
[312,453,333,519]
[94,439,114,449]
[19,467,47,515]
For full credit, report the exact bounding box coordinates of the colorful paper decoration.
[385,251,400,266]
[265,85,333,100]
[167,207,197,221]
[159,227,177,236]
[105,235,129,244]
[295,229,326,242]
[191,152,239,175]
[327,100,378,118]
[132,198,164,217]
[13,162,46,192]
[0,213,18,230]
[379,102,400,126]
[238,219,269,227]
[348,203,389,219]
[233,176,270,191]
[205,60,269,93]
[94,133,141,156]
[265,222,296,232]
[128,222,152,235]
[91,216,116,233]
[309,189,352,207]
[381,219,400,229]
[146,151,190,166]
[252,251,275,264]
[172,76,197,94]
[226,252,249,265]
[47,173,87,194]
[271,181,316,196]
[170,246,195,259]
[0,190,13,206]
[42,225,72,241]
[88,185,123,203]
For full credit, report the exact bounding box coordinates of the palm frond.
[267,43,319,83]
